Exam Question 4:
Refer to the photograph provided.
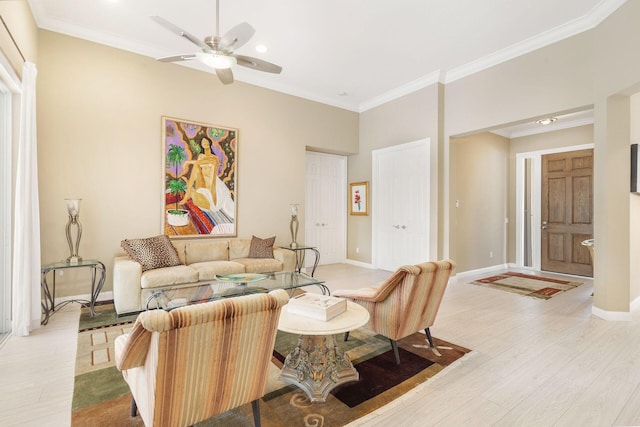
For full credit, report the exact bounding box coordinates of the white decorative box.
[286,293,347,321]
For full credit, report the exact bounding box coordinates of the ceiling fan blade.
[219,22,255,51]
[157,54,197,62]
[215,68,234,85]
[235,55,282,74]
[151,16,211,52]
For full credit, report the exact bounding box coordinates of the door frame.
[515,143,594,270]
[372,138,431,269]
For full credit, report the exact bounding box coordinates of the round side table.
[277,301,370,402]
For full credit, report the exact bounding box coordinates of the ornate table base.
[278,334,359,403]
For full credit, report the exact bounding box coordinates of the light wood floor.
[1,264,639,427]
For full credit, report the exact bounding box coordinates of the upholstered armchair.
[114,289,289,427]
[333,260,455,365]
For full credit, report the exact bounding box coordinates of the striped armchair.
[333,260,455,365]
[114,289,289,427]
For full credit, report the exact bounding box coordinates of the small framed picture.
[350,182,369,216]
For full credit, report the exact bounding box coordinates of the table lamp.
[65,198,83,265]
[290,203,299,248]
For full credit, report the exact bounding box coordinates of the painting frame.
[350,181,369,216]
[162,116,238,238]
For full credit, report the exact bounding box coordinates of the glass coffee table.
[145,271,329,310]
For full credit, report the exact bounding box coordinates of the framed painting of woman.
[162,117,238,237]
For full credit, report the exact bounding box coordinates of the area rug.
[71,303,471,427]
[470,271,582,299]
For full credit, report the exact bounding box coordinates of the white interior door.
[373,139,430,271]
[305,152,346,266]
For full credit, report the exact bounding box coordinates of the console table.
[277,301,369,402]
[279,245,320,277]
[40,259,106,325]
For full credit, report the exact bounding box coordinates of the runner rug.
[470,272,582,299]
[72,303,471,427]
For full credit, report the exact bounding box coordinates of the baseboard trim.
[591,306,632,321]
[453,263,509,280]
[54,291,113,306]
[344,259,375,269]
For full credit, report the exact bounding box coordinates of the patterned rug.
[470,272,582,299]
[71,303,471,426]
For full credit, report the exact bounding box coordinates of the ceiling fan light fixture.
[196,52,237,69]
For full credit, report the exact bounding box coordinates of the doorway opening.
[515,143,594,273]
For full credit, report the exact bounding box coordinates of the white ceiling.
[28,0,625,114]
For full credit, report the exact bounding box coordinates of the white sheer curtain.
[11,62,40,336]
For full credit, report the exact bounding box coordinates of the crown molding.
[29,0,627,113]
[493,116,595,139]
[358,70,442,113]
[444,0,627,84]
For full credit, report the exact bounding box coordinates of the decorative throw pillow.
[121,235,182,272]
[248,235,275,259]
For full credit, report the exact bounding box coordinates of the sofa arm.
[113,256,143,314]
[273,248,296,272]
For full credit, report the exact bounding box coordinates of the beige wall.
[507,125,594,263]
[36,30,358,296]
[443,1,640,314]
[25,0,640,313]
[630,93,640,305]
[349,84,442,264]
[0,0,37,75]
[591,1,640,313]
[450,132,509,272]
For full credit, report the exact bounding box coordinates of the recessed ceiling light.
[536,117,557,125]
[255,45,268,53]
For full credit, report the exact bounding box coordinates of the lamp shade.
[65,198,82,217]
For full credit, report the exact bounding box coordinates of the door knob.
[541,225,547,229]
[401,225,407,229]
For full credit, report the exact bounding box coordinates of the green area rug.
[470,272,582,299]
[72,303,471,426]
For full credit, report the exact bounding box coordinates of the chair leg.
[425,327,435,348]
[425,327,442,356]
[130,396,138,417]
[344,331,350,342]
[390,339,400,365]
[251,399,261,427]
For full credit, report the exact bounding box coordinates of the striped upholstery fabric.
[333,260,455,340]
[115,289,289,427]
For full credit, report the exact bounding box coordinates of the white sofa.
[113,238,295,314]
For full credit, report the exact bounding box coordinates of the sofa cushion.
[229,239,251,260]
[190,260,246,280]
[140,265,199,289]
[121,235,182,272]
[233,258,283,274]
[185,240,229,264]
[248,235,275,258]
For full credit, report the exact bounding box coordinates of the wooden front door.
[541,149,593,276]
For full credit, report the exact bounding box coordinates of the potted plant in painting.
[166,144,189,226]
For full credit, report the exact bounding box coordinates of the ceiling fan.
[151,0,282,85]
